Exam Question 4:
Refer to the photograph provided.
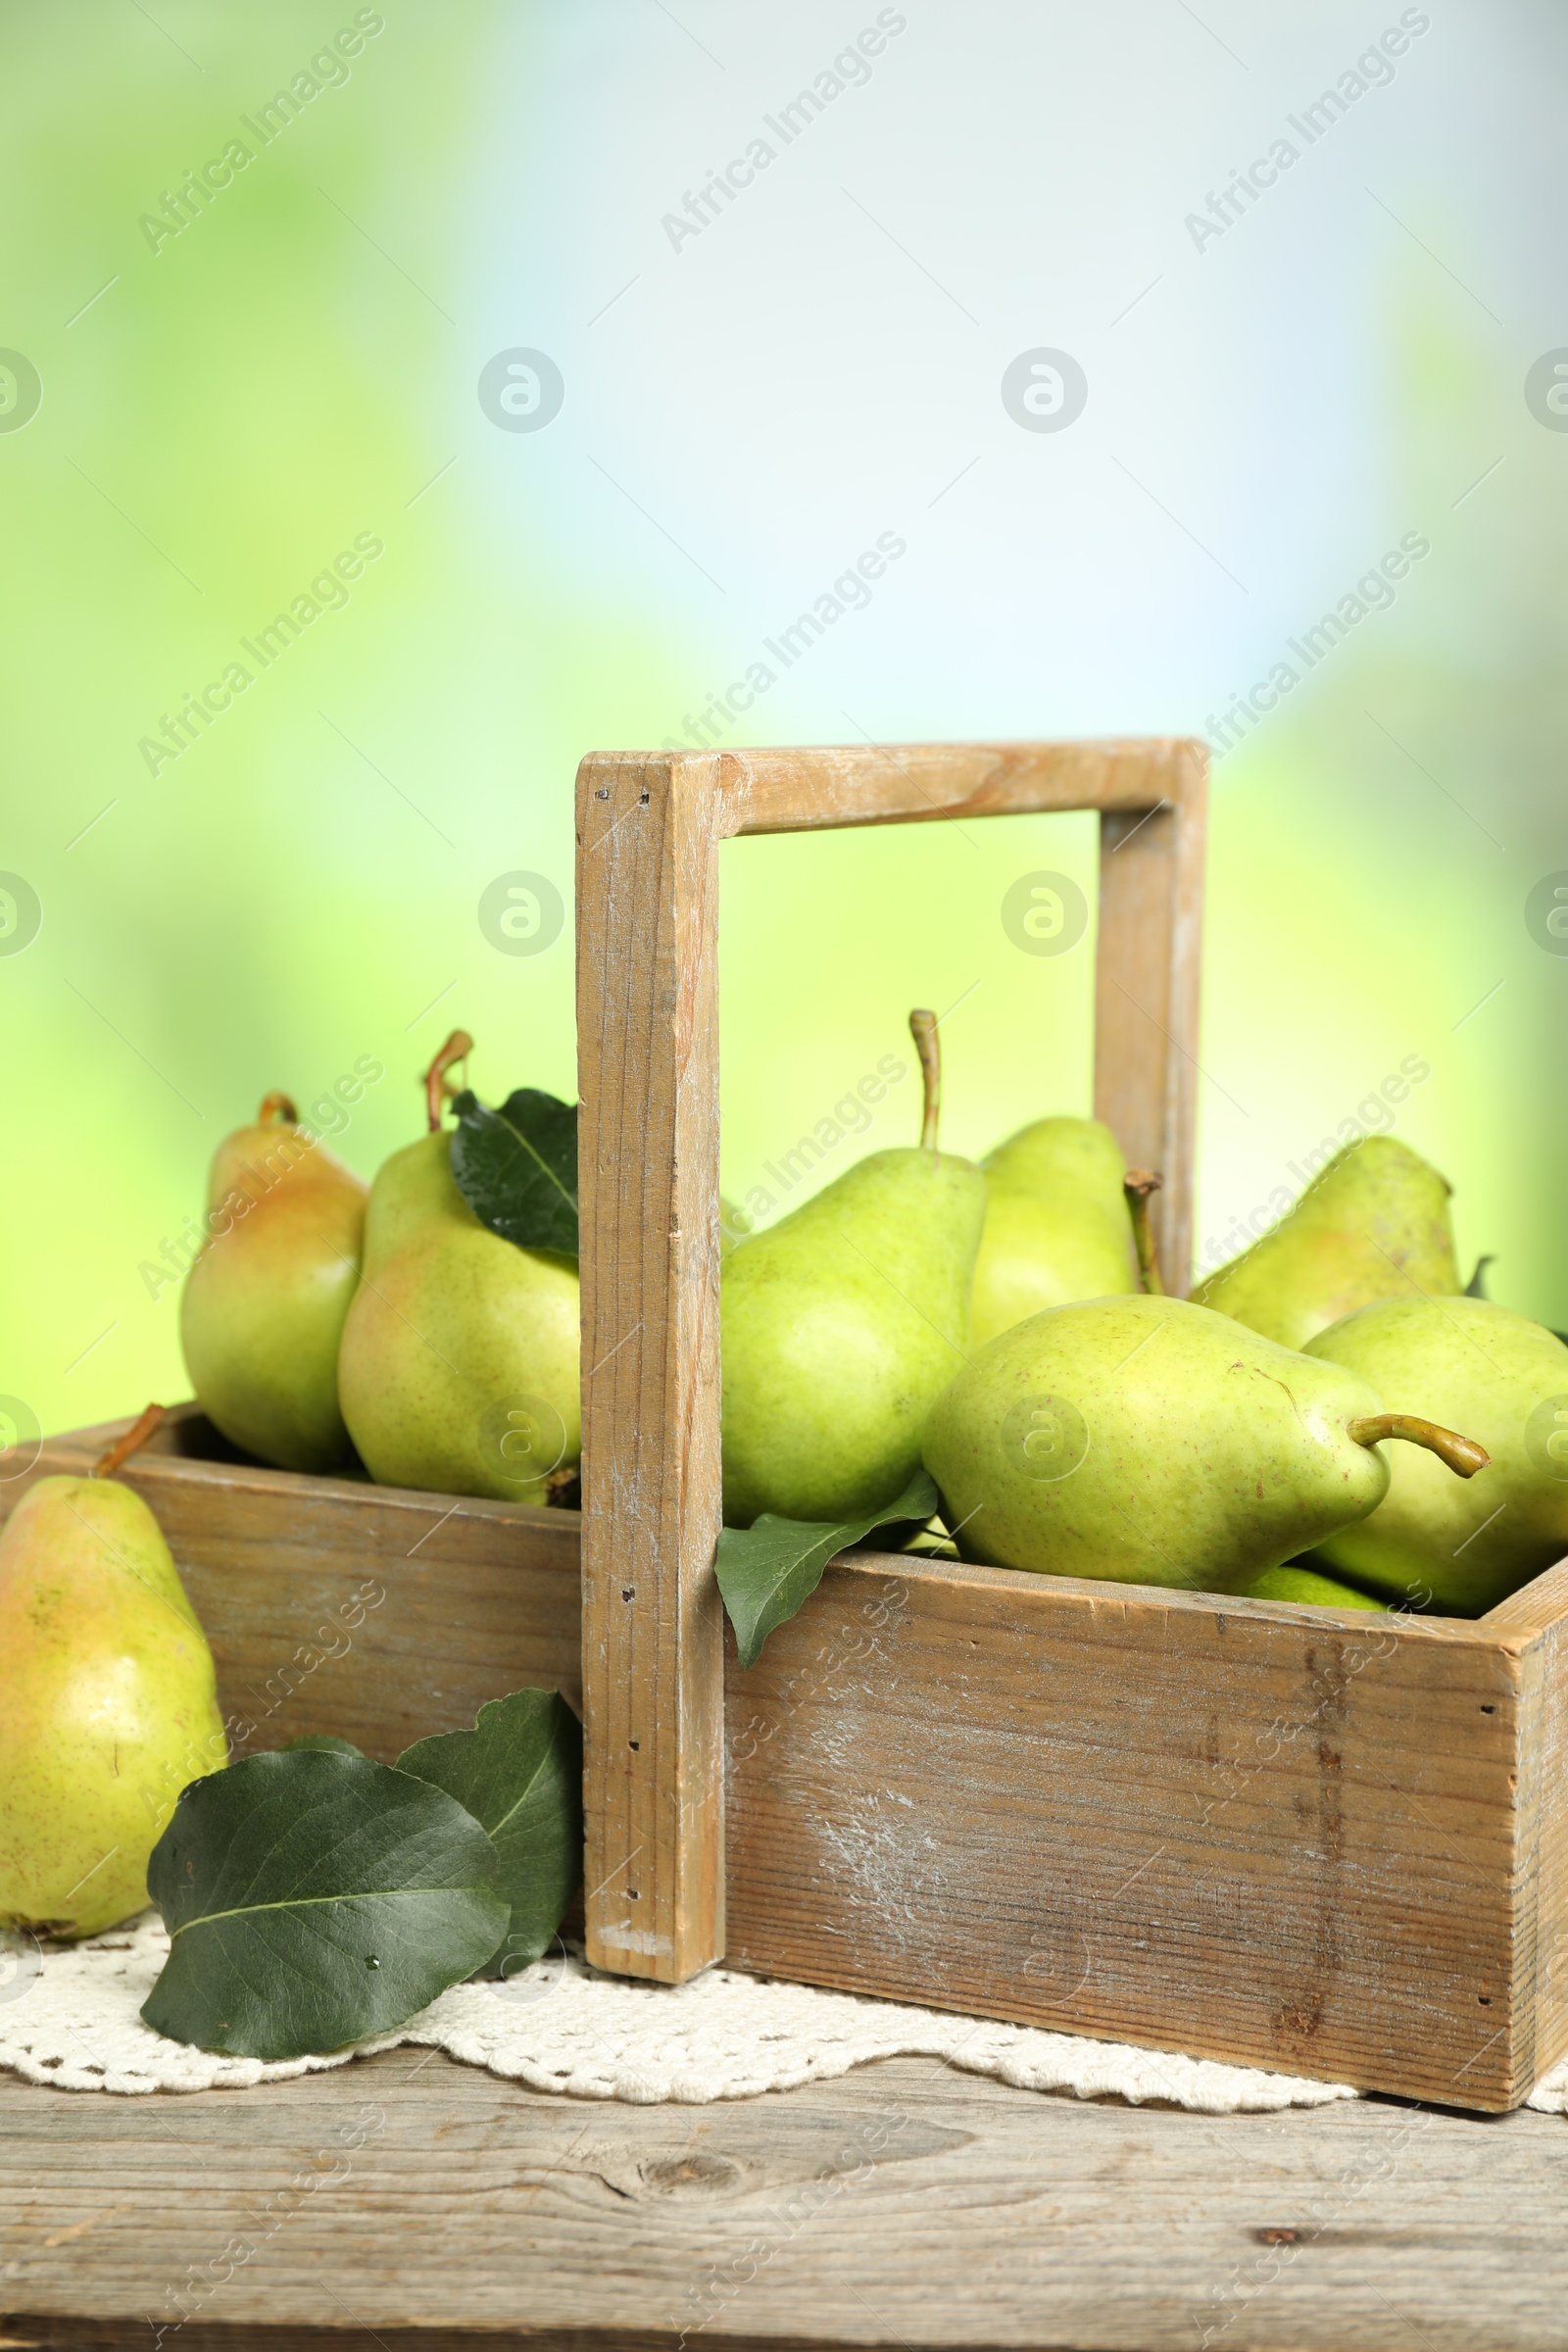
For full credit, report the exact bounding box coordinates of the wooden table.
[3,2050,1565,2349]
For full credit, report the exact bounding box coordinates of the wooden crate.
[12,741,1565,2114]
[571,739,1568,2113]
[10,1406,1568,2112]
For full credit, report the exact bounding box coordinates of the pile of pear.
[179,1037,580,1506]
[921,1127,1568,1616]
[175,1016,1568,1619]
[723,1016,1568,1618]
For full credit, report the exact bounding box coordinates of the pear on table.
[721,1009,986,1526]
[1190,1136,1459,1352]
[969,1116,1136,1348]
[337,1032,581,1504]
[180,1091,367,1473]
[0,1408,226,1940]
[921,1294,1488,1593]
[1304,1297,1568,1613]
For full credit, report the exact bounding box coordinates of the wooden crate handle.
[575,738,1208,1980]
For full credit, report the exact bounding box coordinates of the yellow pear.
[337,1037,580,1502]
[721,1014,985,1525]
[180,1092,367,1471]
[970,1117,1135,1348]
[1191,1137,1458,1353]
[0,1427,225,1938]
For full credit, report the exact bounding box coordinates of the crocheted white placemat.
[4,1916,1560,2115]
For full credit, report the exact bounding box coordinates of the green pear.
[1190,1137,1458,1352]
[180,1093,367,1472]
[0,1472,225,1938]
[922,1295,1488,1592]
[1238,1561,1387,1611]
[337,1071,580,1505]
[969,1117,1136,1348]
[1304,1298,1568,1613]
[720,1195,751,1254]
[722,1011,986,1525]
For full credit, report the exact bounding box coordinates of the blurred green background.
[2,0,1564,1441]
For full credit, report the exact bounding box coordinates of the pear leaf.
[397,1690,583,1980]
[716,1469,940,1670]
[449,1087,578,1257]
[280,1734,364,1756]
[141,1751,508,2061]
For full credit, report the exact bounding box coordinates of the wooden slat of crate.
[10,1411,581,1760]
[574,739,1207,1988]
[1484,1559,1568,2085]
[575,751,727,1983]
[721,1549,1537,2111]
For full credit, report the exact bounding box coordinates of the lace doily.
[6,1914,1560,2116]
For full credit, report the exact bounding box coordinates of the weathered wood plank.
[707,737,1201,836]
[3,2048,1568,2349]
[576,752,726,1982]
[1498,1573,1568,2097]
[723,1549,1534,2110]
[0,1414,582,1762]
[1094,741,1207,1292]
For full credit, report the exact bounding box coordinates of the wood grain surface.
[573,741,1209,1987]
[723,1546,1535,2112]
[1489,1560,1568,2097]
[705,736,1200,838]
[3,2046,1568,2349]
[576,753,727,1982]
[1093,745,1207,1288]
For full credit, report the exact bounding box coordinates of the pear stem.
[93,1402,166,1479]
[1124,1169,1164,1297]
[424,1030,474,1133]
[1347,1414,1491,1479]
[258,1092,298,1126]
[909,1009,941,1152]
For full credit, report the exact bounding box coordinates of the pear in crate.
[1304,1298,1568,1613]
[337,1036,580,1503]
[1190,1137,1458,1353]
[0,1416,226,1939]
[180,1092,367,1472]
[1238,1561,1386,1611]
[722,1012,986,1526]
[922,1294,1488,1593]
[970,1116,1136,1348]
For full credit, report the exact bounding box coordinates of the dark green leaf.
[716,1469,940,1670]
[449,1088,578,1256]
[397,1690,582,1980]
[141,1752,507,2060]
[280,1734,364,1756]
